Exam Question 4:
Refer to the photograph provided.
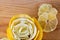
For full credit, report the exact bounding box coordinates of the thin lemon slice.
[49,8,58,15]
[38,4,52,16]
[44,18,58,32]
[38,13,58,32]
[38,18,58,32]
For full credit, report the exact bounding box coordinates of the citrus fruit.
[38,4,58,32]
[49,8,58,15]
[7,14,43,40]
[43,18,58,32]
[38,4,52,16]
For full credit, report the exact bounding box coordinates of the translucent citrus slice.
[44,18,58,32]
[38,11,57,21]
[48,8,58,21]
[49,8,58,15]
[38,4,52,16]
[38,13,58,32]
[38,17,58,32]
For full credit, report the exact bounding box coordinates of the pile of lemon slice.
[38,4,58,32]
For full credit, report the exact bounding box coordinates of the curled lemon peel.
[7,14,43,40]
[33,17,43,40]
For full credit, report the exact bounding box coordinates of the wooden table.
[0,0,60,40]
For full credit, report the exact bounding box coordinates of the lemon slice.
[38,18,58,32]
[49,8,58,15]
[44,18,58,32]
[38,4,52,16]
[38,13,58,32]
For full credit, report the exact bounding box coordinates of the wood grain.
[0,0,60,40]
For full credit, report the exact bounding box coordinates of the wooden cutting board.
[0,0,60,40]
